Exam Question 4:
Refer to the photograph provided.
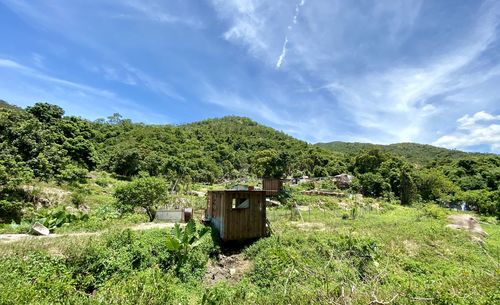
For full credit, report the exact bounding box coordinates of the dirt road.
[0,222,181,244]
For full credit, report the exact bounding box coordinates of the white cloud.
[122,64,184,100]
[275,0,306,69]
[321,1,500,143]
[457,111,500,129]
[117,0,203,28]
[201,82,339,143]
[276,37,288,68]
[433,111,500,152]
[211,0,500,146]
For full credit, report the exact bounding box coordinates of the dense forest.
[316,141,473,165]
[1,101,499,219]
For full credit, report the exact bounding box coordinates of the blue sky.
[0,0,499,153]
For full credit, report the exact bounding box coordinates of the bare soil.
[446,214,487,242]
[204,253,252,285]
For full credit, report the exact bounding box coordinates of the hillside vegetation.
[1,101,499,304]
[316,141,472,165]
[1,101,499,221]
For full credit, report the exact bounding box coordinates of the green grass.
[203,201,500,304]
[1,194,499,304]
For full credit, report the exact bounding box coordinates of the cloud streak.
[0,57,173,123]
[0,58,116,99]
[276,0,306,69]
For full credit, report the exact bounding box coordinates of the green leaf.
[165,235,181,251]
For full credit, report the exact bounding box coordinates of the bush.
[458,189,499,217]
[165,220,211,279]
[34,206,89,232]
[64,228,215,293]
[70,189,87,208]
[0,252,76,304]
[56,164,88,184]
[0,199,23,223]
[419,204,447,220]
[357,172,390,197]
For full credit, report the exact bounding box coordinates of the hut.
[206,190,267,241]
[262,177,283,196]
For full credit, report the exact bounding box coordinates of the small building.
[262,177,283,196]
[155,207,193,223]
[206,190,267,241]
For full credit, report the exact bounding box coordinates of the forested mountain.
[316,141,473,165]
[0,101,345,185]
[1,101,499,217]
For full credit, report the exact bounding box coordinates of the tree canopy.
[1,101,498,217]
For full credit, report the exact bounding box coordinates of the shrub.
[94,203,120,220]
[419,204,447,220]
[70,189,87,208]
[34,206,88,232]
[0,199,23,223]
[56,164,88,184]
[358,172,390,197]
[458,189,499,217]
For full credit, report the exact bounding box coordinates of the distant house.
[262,177,283,196]
[205,190,267,241]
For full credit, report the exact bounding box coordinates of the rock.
[332,174,353,189]
[446,215,487,242]
[229,268,236,275]
[31,222,50,236]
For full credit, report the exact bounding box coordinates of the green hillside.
[1,101,499,219]
[316,141,473,165]
[0,101,344,185]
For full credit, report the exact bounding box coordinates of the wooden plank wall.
[263,178,283,196]
[223,191,266,241]
[208,190,267,241]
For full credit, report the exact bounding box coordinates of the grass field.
[1,192,499,304]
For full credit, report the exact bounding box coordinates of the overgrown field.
[1,195,499,304]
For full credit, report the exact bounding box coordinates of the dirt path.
[0,222,181,244]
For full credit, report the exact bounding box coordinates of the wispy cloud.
[91,63,184,100]
[276,37,288,69]
[0,57,172,123]
[321,1,500,142]
[276,0,306,69]
[116,0,203,28]
[0,58,116,98]
[122,64,185,100]
[3,0,500,151]
[211,0,500,147]
[203,85,290,127]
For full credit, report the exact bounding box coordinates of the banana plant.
[34,206,89,232]
[165,219,210,266]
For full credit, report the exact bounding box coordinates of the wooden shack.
[206,190,267,241]
[262,177,283,196]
